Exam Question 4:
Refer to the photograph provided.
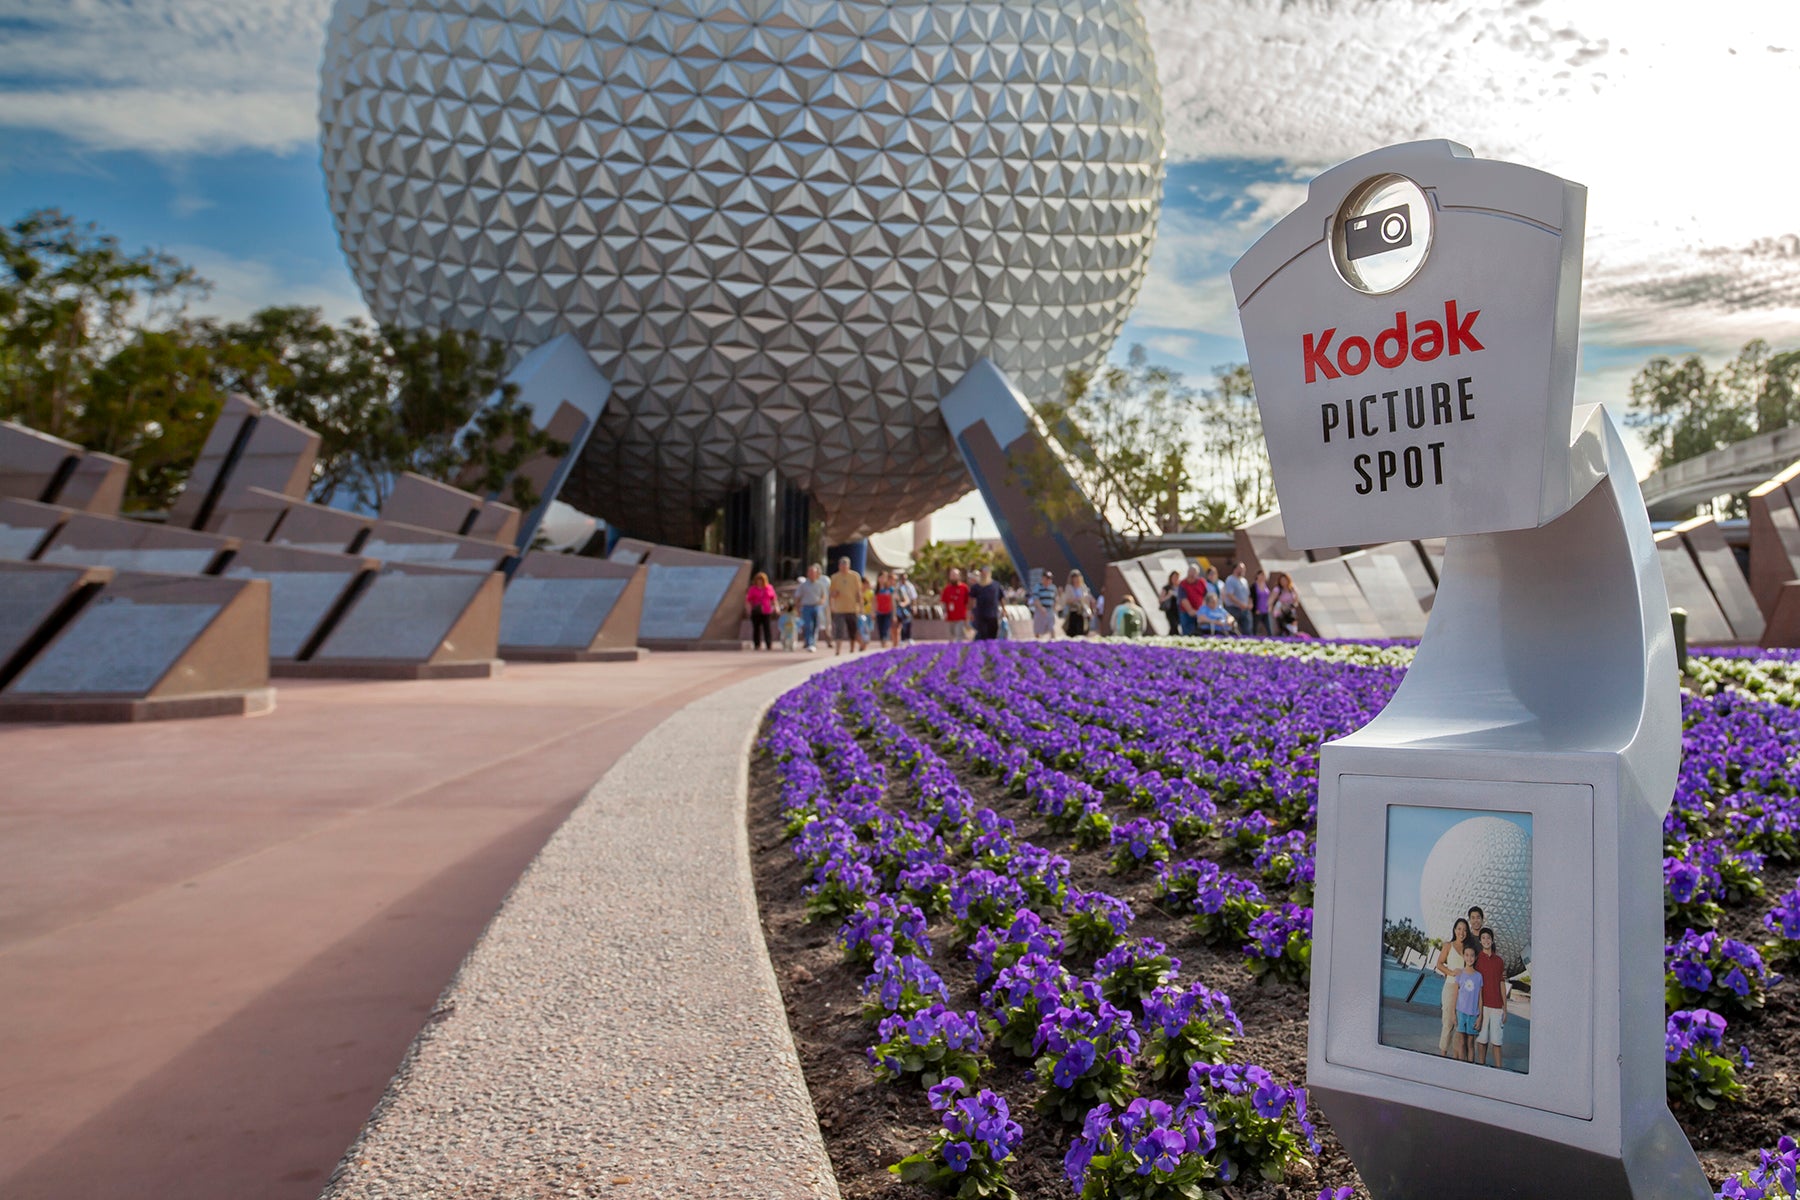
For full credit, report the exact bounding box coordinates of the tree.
[1010,345,1198,559]
[208,310,565,513]
[0,209,221,509]
[1192,363,1274,526]
[1012,348,1276,551]
[1625,339,1800,515]
[909,539,1018,594]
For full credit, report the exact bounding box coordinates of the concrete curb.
[320,656,840,1199]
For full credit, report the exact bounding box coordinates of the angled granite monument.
[609,539,749,651]
[0,570,273,722]
[1233,140,1705,1199]
[500,554,645,662]
[938,357,1110,590]
[169,395,321,532]
[0,420,129,515]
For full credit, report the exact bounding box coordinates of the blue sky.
[3,1,1796,538]
[1383,807,1533,936]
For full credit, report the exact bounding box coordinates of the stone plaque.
[11,597,217,694]
[1344,551,1428,638]
[381,472,481,535]
[358,538,464,565]
[639,564,739,641]
[315,571,486,662]
[226,568,360,659]
[1656,534,1734,645]
[1679,519,1762,642]
[0,420,78,503]
[38,545,218,575]
[1291,559,1386,640]
[500,577,628,648]
[0,564,103,672]
[0,523,51,561]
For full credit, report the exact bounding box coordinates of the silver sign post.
[1232,140,1708,1199]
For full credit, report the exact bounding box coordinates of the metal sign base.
[1308,407,1709,1199]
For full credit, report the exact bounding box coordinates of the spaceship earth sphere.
[319,0,1166,544]
[1418,816,1533,973]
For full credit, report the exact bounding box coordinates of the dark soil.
[748,697,1800,1198]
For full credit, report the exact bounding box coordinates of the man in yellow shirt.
[828,556,865,657]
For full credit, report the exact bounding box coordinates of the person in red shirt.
[1178,565,1208,635]
[1473,927,1510,1069]
[941,568,970,642]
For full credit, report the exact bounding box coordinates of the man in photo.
[1453,943,1483,1062]
[1474,926,1510,1069]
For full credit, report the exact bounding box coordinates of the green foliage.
[0,208,563,515]
[909,539,1018,594]
[0,209,220,509]
[1381,917,1431,962]
[1666,1039,1748,1112]
[210,308,564,512]
[1624,339,1800,514]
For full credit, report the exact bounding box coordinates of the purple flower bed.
[751,642,1800,1199]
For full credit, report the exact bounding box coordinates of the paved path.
[320,657,839,1199]
[0,650,806,1200]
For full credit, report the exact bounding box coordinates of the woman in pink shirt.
[745,572,778,651]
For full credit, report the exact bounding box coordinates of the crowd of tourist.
[743,555,1304,652]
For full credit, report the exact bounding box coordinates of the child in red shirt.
[1473,927,1510,1069]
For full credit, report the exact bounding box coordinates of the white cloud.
[171,244,370,324]
[1139,0,1800,350]
[0,0,330,154]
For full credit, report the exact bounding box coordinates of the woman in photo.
[1433,917,1475,1056]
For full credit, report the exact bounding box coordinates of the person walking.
[829,556,864,657]
[941,568,971,642]
[794,563,828,652]
[895,570,918,642]
[1222,563,1253,636]
[1251,569,1272,637]
[874,571,899,648]
[1059,569,1094,638]
[1030,569,1058,639]
[745,571,777,651]
[969,567,1004,640]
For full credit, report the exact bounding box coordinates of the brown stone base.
[0,687,277,723]
[638,639,744,652]
[499,647,643,663]
[271,659,504,680]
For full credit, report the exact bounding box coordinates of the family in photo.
[1434,908,1513,1069]
[1379,809,1533,1076]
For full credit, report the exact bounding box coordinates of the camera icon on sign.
[1344,203,1413,261]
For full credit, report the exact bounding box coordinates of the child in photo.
[1454,943,1483,1062]
[1474,926,1510,1068]
[779,601,798,652]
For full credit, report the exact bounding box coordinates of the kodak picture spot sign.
[1232,140,1588,551]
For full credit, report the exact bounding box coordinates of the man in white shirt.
[793,563,828,652]
[1222,562,1253,636]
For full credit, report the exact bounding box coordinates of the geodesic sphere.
[319,0,1165,543]
[1418,816,1533,973]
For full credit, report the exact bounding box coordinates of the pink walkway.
[0,651,796,1200]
